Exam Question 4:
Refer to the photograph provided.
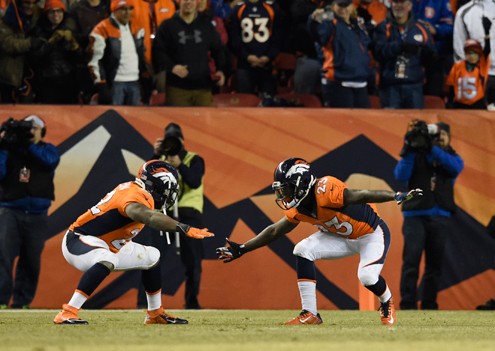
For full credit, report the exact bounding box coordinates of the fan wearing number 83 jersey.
[53,160,214,326]
[228,0,282,97]
[216,157,422,326]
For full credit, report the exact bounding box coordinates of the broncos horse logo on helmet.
[136,160,179,209]
[272,158,316,210]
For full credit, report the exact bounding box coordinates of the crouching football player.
[217,158,421,326]
[54,160,214,325]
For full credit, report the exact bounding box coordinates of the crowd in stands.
[0,0,494,109]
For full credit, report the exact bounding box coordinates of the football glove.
[394,188,423,204]
[216,238,246,263]
[176,223,214,239]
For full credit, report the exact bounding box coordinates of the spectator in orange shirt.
[446,18,491,110]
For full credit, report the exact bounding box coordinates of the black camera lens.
[160,136,182,156]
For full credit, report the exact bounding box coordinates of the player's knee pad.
[293,241,315,261]
[146,246,160,268]
[358,268,379,287]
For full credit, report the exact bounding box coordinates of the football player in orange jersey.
[53,160,214,325]
[217,158,421,326]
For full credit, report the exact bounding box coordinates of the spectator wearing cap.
[69,0,111,104]
[29,0,81,103]
[0,115,60,309]
[0,0,43,103]
[394,120,464,310]
[446,35,491,109]
[88,0,149,105]
[453,0,495,110]
[308,0,373,107]
[373,0,435,108]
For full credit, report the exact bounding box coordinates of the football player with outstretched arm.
[53,160,214,325]
[217,158,421,326]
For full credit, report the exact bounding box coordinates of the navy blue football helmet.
[272,158,316,210]
[136,160,179,209]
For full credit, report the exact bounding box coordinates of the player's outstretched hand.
[394,188,423,204]
[216,238,245,263]
[176,223,214,239]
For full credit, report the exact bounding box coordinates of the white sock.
[68,291,88,309]
[298,281,317,315]
[379,286,392,303]
[146,290,162,311]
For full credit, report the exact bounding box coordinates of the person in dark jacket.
[69,0,111,104]
[373,0,435,109]
[308,0,373,107]
[30,0,81,104]
[394,120,464,310]
[0,0,43,104]
[152,0,226,106]
[0,115,60,309]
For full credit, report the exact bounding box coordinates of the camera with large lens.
[401,119,439,155]
[0,117,33,149]
[159,135,182,156]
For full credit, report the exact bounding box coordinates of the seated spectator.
[308,0,372,108]
[446,18,491,110]
[373,0,435,109]
[30,0,81,104]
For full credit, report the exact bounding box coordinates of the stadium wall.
[1,105,494,310]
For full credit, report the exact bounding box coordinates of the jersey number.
[316,216,353,236]
[90,190,116,215]
[457,77,478,100]
[241,17,270,43]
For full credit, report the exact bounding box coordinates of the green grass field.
[0,310,493,351]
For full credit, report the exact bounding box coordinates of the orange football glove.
[176,223,214,239]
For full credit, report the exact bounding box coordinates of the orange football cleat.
[379,298,396,326]
[144,307,188,325]
[53,304,88,325]
[284,310,323,325]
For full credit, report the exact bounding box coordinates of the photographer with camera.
[145,122,206,309]
[0,115,60,309]
[394,119,464,310]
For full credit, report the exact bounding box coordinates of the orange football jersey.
[284,176,380,239]
[446,58,489,105]
[69,182,154,252]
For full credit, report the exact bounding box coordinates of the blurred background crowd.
[0,0,494,109]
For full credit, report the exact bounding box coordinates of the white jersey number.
[317,216,353,236]
[90,190,116,215]
[241,17,270,43]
